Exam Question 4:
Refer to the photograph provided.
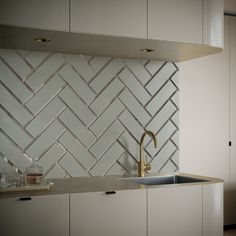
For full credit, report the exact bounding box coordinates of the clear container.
[0,172,7,188]
[25,159,43,184]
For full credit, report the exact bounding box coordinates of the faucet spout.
[139,130,157,177]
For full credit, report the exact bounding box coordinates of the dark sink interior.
[122,175,208,186]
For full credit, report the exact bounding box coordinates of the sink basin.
[120,175,208,186]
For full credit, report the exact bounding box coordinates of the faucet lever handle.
[144,163,151,172]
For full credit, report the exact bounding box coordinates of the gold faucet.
[139,130,157,177]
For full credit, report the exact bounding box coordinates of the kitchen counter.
[0,172,224,236]
[0,172,223,199]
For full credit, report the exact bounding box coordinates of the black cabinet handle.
[105,191,116,195]
[19,197,32,201]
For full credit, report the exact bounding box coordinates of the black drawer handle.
[19,197,32,201]
[105,191,116,195]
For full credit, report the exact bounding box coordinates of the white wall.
[179,17,230,184]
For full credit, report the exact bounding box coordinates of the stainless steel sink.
[120,175,208,186]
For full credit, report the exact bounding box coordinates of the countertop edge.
[0,172,224,199]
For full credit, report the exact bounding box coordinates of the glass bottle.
[25,159,43,184]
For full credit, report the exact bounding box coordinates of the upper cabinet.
[148,0,224,47]
[70,0,147,39]
[0,0,69,31]
[203,0,224,47]
[71,0,223,47]
[148,0,202,44]
[0,0,224,61]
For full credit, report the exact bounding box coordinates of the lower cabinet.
[70,189,146,236]
[0,182,223,236]
[148,183,223,236]
[148,185,203,236]
[0,194,69,236]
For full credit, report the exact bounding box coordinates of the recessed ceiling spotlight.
[141,48,155,53]
[34,37,51,43]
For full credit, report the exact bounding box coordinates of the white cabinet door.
[70,189,146,236]
[203,0,224,48]
[203,183,223,236]
[0,194,69,236]
[148,185,202,236]
[0,0,69,31]
[229,15,236,224]
[70,0,147,38]
[148,0,202,44]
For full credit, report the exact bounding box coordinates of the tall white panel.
[229,16,236,225]
[179,17,229,188]
[179,16,232,224]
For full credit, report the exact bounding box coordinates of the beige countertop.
[0,173,223,199]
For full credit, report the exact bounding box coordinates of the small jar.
[25,159,43,184]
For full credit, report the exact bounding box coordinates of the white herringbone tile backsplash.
[0,49,179,178]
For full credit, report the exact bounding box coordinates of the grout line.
[24,52,53,81]
[57,138,90,174]
[88,57,114,85]
[0,59,35,102]
[121,58,151,89]
[88,97,126,138]
[88,121,125,159]
[172,62,179,71]
[0,55,31,83]
[0,128,32,162]
[145,98,177,129]
[144,62,167,88]
[57,162,73,178]
[16,50,34,71]
[117,138,138,164]
[103,150,126,176]
[118,75,152,110]
[144,68,178,107]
